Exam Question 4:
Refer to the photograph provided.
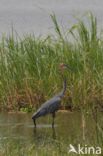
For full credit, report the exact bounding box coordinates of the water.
[0,111,100,141]
[0,0,103,36]
[1,112,82,140]
[0,111,102,155]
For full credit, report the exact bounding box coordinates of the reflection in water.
[0,112,103,156]
[33,127,37,135]
[0,112,103,147]
[33,125,56,141]
[52,127,56,139]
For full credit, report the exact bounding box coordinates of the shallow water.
[0,111,103,155]
[0,0,103,36]
[0,111,102,143]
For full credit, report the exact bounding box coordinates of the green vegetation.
[0,139,102,156]
[0,137,69,156]
[0,13,103,111]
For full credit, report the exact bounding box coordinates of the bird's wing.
[32,96,61,119]
[32,107,47,119]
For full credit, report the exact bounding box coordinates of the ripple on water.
[26,124,58,128]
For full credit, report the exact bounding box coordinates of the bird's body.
[32,95,61,119]
[32,77,66,128]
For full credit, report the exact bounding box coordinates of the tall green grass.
[0,13,103,111]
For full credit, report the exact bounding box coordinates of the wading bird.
[32,63,70,128]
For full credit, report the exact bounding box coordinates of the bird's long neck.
[59,77,67,98]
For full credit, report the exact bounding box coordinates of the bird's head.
[59,63,71,72]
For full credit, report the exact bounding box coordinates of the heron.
[32,63,70,128]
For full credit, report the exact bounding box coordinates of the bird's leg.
[52,126,56,139]
[33,119,36,128]
[52,112,55,128]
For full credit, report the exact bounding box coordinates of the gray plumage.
[32,77,66,128]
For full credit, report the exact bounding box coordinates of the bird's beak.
[63,64,72,71]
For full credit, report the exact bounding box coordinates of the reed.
[0,13,103,111]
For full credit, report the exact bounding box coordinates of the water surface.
[0,111,102,155]
[0,112,101,142]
